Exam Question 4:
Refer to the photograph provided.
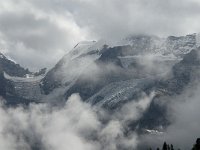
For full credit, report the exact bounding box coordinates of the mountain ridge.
[0,34,200,132]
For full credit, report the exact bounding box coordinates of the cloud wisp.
[1,0,200,70]
[140,79,200,150]
[0,92,155,150]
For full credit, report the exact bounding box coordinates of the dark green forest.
[148,138,200,150]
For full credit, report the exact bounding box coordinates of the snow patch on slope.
[87,79,147,108]
[145,129,164,135]
[4,72,44,82]
[70,41,97,58]
[4,72,44,101]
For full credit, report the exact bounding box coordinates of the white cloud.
[1,0,200,70]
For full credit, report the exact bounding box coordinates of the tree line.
[148,138,200,150]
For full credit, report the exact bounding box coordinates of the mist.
[1,1,200,149]
[139,78,200,150]
[0,92,155,150]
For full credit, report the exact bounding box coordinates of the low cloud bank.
[0,92,154,150]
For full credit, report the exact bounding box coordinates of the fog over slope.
[0,93,155,150]
[0,34,200,150]
[0,70,200,150]
[140,79,200,150]
[1,0,200,149]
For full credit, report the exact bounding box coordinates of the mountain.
[39,33,200,130]
[0,33,199,131]
[137,48,200,130]
[0,52,31,77]
[41,41,102,95]
[41,34,197,100]
[0,52,45,105]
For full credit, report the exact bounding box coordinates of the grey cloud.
[72,0,200,39]
[1,0,200,70]
[0,1,88,70]
[0,13,70,51]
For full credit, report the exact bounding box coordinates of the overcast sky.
[1,0,200,71]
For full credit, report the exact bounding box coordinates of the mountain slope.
[39,34,200,131]
[137,48,200,130]
[41,41,103,94]
[1,34,199,130]
[41,34,197,98]
[0,52,45,105]
[0,52,31,77]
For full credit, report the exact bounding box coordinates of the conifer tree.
[167,144,170,150]
[192,138,200,150]
[162,142,168,150]
[170,144,174,150]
